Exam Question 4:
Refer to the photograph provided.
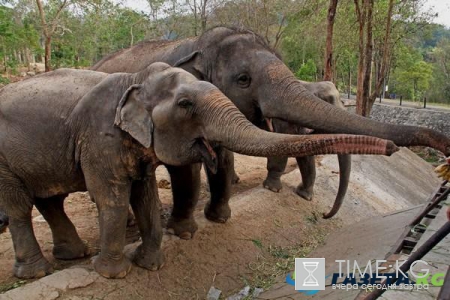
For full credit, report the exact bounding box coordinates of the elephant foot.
[132,245,165,271]
[93,254,132,279]
[263,177,282,193]
[166,216,198,240]
[295,185,314,201]
[204,201,231,223]
[14,256,53,279]
[53,240,90,260]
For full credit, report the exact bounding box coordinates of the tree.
[186,0,209,35]
[397,60,433,101]
[323,0,338,81]
[354,0,374,116]
[35,0,70,71]
[296,59,317,81]
[429,38,450,103]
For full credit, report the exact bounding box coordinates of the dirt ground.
[0,149,441,299]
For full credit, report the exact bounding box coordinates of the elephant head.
[115,63,398,171]
[174,27,450,156]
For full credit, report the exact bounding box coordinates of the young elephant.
[0,211,8,233]
[262,80,350,219]
[0,63,397,279]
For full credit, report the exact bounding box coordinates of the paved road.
[341,94,450,112]
[257,185,450,300]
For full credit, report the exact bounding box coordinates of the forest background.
[1,0,450,112]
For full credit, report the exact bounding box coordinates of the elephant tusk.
[265,118,274,132]
[202,138,217,161]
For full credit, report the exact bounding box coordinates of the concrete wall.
[347,103,450,135]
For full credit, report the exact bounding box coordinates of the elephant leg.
[295,156,316,201]
[204,148,233,223]
[83,168,132,279]
[129,177,164,271]
[34,195,89,260]
[166,164,201,239]
[90,194,139,242]
[263,156,288,192]
[0,166,52,278]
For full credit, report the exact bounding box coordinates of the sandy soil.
[0,149,440,299]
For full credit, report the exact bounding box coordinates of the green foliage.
[0,74,10,84]
[0,0,449,105]
[295,59,317,81]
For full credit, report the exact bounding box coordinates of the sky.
[423,0,450,28]
[120,0,450,28]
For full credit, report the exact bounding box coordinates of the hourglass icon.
[302,261,319,286]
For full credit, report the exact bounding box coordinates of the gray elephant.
[0,62,397,279]
[0,211,8,233]
[262,80,350,218]
[92,26,450,240]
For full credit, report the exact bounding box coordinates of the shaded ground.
[0,149,441,299]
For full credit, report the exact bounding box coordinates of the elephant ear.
[174,51,207,80]
[114,84,153,148]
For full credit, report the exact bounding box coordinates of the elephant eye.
[237,73,251,88]
[177,98,194,108]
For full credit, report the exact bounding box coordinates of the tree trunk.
[369,0,394,107]
[44,36,51,72]
[354,0,366,115]
[201,0,208,33]
[35,0,68,72]
[348,65,351,99]
[361,0,373,116]
[323,0,338,81]
[355,0,374,116]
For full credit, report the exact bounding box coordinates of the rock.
[32,215,46,223]
[41,268,99,290]
[226,286,250,300]
[206,286,222,300]
[29,63,45,73]
[158,179,171,189]
[252,288,264,297]
[0,281,59,300]
[26,71,36,76]
[20,72,27,77]
[0,268,98,300]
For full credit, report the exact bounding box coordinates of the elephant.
[0,62,398,279]
[0,211,8,233]
[262,80,351,218]
[92,26,450,239]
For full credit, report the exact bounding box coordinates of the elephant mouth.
[0,216,8,234]
[194,138,218,174]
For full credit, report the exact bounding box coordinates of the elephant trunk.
[323,154,351,219]
[259,62,450,156]
[197,89,398,158]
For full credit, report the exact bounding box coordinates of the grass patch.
[409,146,445,166]
[243,226,328,292]
[252,239,263,249]
[0,280,27,293]
[305,211,320,224]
